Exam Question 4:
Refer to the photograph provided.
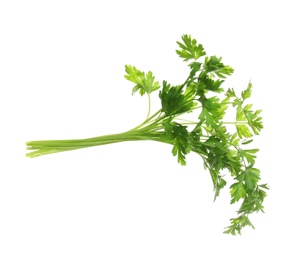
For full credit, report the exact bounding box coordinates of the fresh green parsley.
[26,35,268,235]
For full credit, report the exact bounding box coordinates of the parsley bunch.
[26,35,268,235]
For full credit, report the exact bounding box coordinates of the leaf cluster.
[124,35,268,235]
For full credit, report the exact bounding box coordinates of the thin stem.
[222,121,247,125]
[26,129,168,158]
[146,93,151,120]
[126,109,162,132]
[26,104,167,158]
[175,118,198,125]
[179,75,194,90]
[125,96,157,135]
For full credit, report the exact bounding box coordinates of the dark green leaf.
[204,56,234,78]
[165,122,190,166]
[189,62,202,77]
[159,81,196,116]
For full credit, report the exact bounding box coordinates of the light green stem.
[146,93,151,120]
[26,116,167,158]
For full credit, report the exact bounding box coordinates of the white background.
[1,0,307,259]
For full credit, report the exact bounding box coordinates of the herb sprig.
[26,35,268,235]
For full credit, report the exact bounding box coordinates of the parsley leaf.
[176,34,206,61]
[124,65,160,95]
[159,81,197,116]
[230,182,247,203]
[204,56,234,78]
[224,214,255,235]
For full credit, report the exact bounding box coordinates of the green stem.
[222,121,247,125]
[146,93,151,120]
[179,75,194,90]
[175,119,198,125]
[26,127,167,158]
[127,109,162,132]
